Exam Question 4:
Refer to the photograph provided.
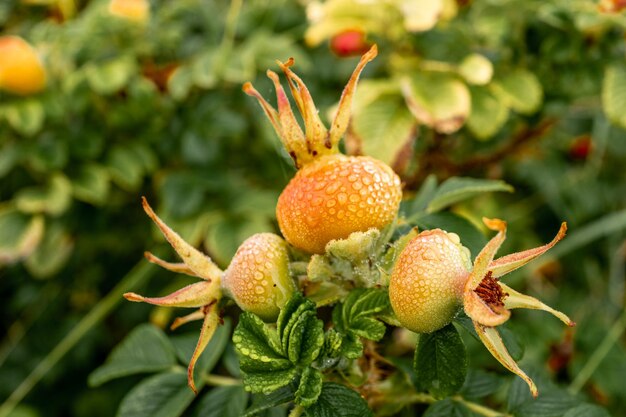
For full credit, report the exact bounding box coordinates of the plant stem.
[569,307,626,394]
[453,396,512,417]
[0,258,157,417]
[203,374,241,386]
[288,405,305,417]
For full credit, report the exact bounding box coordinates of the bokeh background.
[0,0,625,416]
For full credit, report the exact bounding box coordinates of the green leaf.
[492,69,543,115]
[0,208,44,265]
[243,384,296,417]
[305,383,372,417]
[204,217,271,266]
[423,399,472,417]
[0,142,20,178]
[280,299,316,356]
[233,313,288,373]
[351,86,416,166]
[14,174,73,216]
[290,312,324,366]
[347,288,391,320]
[167,66,194,101]
[71,164,111,205]
[467,86,509,140]
[3,99,45,136]
[402,73,471,134]
[512,392,579,417]
[116,372,195,417]
[349,317,386,341]
[414,212,487,258]
[426,177,514,213]
[563,404,611,417]
[242,367,299,394]
[341,334,363,360]
[88,324,177,387]
[459,370,503,400]
[85,56,136,95]
[171,318,232,382]
[192,385,248,417]
[414,323,468,398]
[458,54,493,86]
[106,145,145,191]
[602,64,626,129]
[295,367,323,407]
[507,371,578,415]
[24,221,73,278]
[192,50,219,89]
[401,174,438,215]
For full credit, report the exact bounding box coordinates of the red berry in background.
[569,135,593,161]
[330,30,372,57]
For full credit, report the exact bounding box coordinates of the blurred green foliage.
[0,0,625,416]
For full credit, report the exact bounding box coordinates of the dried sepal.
[142,197,222,280]
[500,283,575,326]
[475,323,538,397]
[465,218,506,290]
[329,44,378,148]
[124,279,220,308]
[144,251,195,276]
[187,303,221,394]
[488,222,567,278]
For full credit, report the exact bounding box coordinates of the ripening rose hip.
[389,229,471,333]
[244,45,402,254]
[390,219,574,397]
[124,199,296,393]
[222,233,295,321]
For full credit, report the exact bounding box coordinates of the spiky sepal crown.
[243,45,378,168]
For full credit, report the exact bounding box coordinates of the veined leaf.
[296,367,323,407]
[426,177,514,213]
[305,383,372,417]
[88,324,177,387]
[414,323,467,398]
[243,384,296,417]
[492,69,543,115]
[233,313,284,367]
[116,372,195,417]
[401,174,438,215]
[192,385,248,417]
[602,64,626,129]
[563,404,611,417]
[349,317,386,341]
[423,398,471,417]
[347,288,390,320]
[292,312,324,366]
[459,370,503,400]
[242,367,299,394]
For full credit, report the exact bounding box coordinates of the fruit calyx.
[243,44,378,168]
